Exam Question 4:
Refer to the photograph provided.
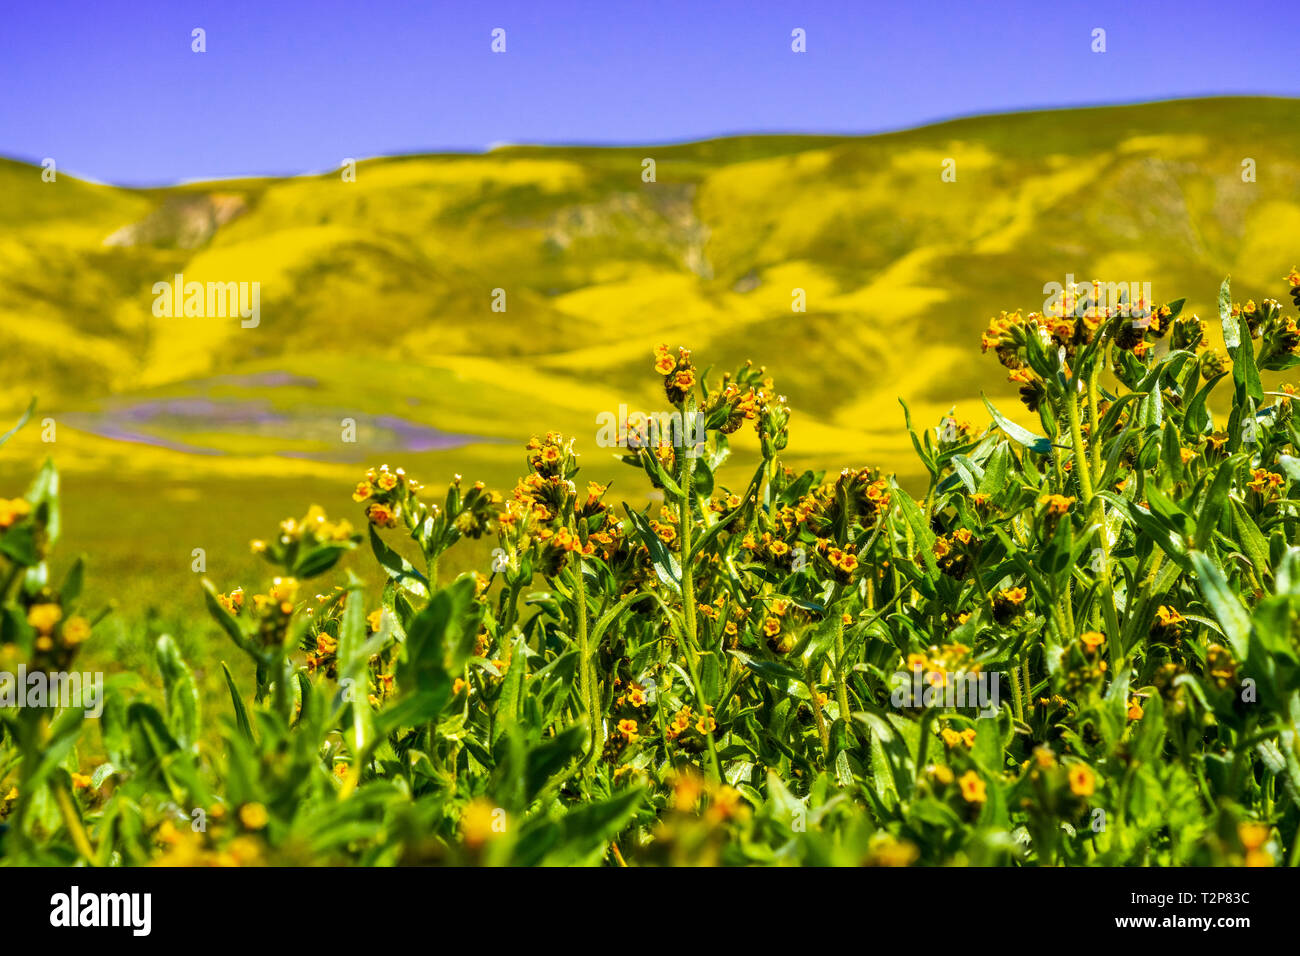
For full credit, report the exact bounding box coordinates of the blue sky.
[1,0,1295,185]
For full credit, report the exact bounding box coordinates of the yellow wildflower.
[958,770,986,804]
[1067,764,1095,797]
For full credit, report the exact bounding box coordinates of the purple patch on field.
[372,415,474,452]
[67,422,225,456]
[58,399,484,459]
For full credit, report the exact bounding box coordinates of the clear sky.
[1,0,1295,185]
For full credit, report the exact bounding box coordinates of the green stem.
[678,398,720,783]
[1067,380,1123,662]
[52,777,96,865]
[970,552,997,618]
[805,661,830,754]
[573,552,601,759]
[273,654,291,724]
[1010,664,1025,723]
[826,581,851,722]
[0,560,22,603]
[832,617,851,720]
[1065,384,1095,504]
[1087,357,1104,482]
[679,419,698,653]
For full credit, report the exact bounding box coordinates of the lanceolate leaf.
[982,394,1052,454]
[1189,550,1252,658]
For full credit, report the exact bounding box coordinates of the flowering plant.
[4,270,1300,866]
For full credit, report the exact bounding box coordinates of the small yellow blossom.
[1068,764,1095,797]
[27,603,62,636]
[63,616,92,645]
[0,497,30,529]
[958,770,986,804]
[1239,822,1270,851]
[239,803,269,830]
[865,835,920,867]
[460,799,501,849]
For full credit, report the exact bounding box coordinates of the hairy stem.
[573,551,601,758]
[678,398,721,783]
[1009,665,1025,723]
[806,661,830,753]
[52,777,96,865]
[1067,379,1123,660]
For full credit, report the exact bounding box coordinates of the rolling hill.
[2,95,1299,612]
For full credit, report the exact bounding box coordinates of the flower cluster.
[654,344,698,405]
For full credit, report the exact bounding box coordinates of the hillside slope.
[3,96,1300,484]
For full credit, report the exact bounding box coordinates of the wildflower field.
[4,269,1300,867]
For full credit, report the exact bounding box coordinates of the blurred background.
[1,0,1298,653]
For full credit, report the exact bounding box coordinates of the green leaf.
[0,398,35,449]
[1229,499,1270,581]
[293,543,352,579]
[399,574,479,691]
[525,723,588,802]
[1231,315,1264,403]
[220,662,254,741]
[374,686,450,735]
[688,507,742,563]
[1218,276,1233,341]
[892,481,938,575]
[1219,275,1263,405]
[590,590,654,646]
[0,522,38,566]
[368,525,429,598]
[126,701,181,766]
[24,459,60,547]
[60,556,85,606]
[1195,456,1240,551]
[27,706,86,793]
[1188,550,1251,659]
[899,398,937,475]
[976,443,1012,497]
[155,634,201,751]
[551,788,644,857]
[1183,373,1226,438]
[691,453,715,499]
[335,576,368,680]
[491,635,528,745]
[1101,492,1192,573]
[982,394,1052,455]
[624,507,681,593]
[728,650,803,690]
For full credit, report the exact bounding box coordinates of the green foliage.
[5,270,1300,866]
